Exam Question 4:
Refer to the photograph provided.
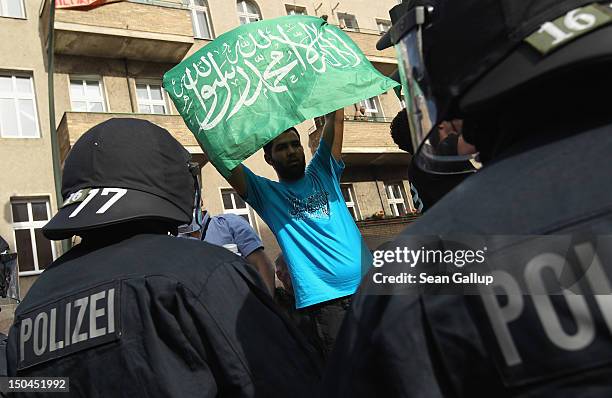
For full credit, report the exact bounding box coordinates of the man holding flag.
[163,15,397,356]
[225,110,371,358]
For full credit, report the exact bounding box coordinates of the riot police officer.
[6,119,320,397]
[324,0,612,396]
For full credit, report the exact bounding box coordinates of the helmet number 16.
[538,9,597,45]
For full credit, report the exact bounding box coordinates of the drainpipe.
[47,0,71,253]
[124,58,135,112]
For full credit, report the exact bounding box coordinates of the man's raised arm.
[227,164,248,198]
[321,108,345,161]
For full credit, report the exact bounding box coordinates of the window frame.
[237,0,262,25]
[0,0,25,19]
[337,12,359,31]
[10,197,57,276]
[285,4,307,15]
[135,80,169,115]
[0,72,40,139]
[376,19,391,33]
[189,0,213,39]
[219,187,256,227]
[385,182,408,217]
[341,184,361,221]
[68,76,108,113]
[360,96,384,116]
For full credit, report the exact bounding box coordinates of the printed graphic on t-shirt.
[289,191,330,220]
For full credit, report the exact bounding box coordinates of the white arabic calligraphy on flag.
[163,15,398,177]
[168,20,362,133]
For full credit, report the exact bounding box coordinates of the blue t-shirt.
[202,213,263,257]
[244,141,372,308]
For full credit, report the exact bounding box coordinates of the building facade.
[0,0,415,331]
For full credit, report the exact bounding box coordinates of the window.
[0,73,39,138]
[341,184,361,221]
[237,0,261,25]
[0,0,24,18]
[189,0,212,39]
[285,4,306,15]
[360,96,381,114]
[136,82,169,114]
[376,19,391,33]
[385,183,408,217]
[11,197,56,275]
[69,78,106,112]
[337,12,358,31]
[221,188,255,226]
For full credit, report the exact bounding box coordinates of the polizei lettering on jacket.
[17,281,121,370]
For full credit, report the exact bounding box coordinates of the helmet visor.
[178,163,203,236]
[394,7,480,174]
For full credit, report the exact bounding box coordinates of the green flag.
[163,15,398,177]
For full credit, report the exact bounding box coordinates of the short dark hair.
[263,127,300,156]
[390,109,414,154]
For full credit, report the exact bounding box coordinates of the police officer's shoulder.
[119,233,247,283]
[17,232,244,311]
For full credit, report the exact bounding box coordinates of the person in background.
[178,196,275,295]
[390,108,474,212]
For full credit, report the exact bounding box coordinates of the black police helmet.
[381,0,612,118]
[43,118,195,240]
[431,0,612,115]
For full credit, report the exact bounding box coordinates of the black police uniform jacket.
[323,123,612,397]
[7,233,321,397]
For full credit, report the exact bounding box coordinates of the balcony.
[57,112,200,164]
[342,28,397,64]
[41,0,194,63]
[357,215,420,250]
[309,117,411,166]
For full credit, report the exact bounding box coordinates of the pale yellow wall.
[55,56,131,117]
[54,56,179,116]
[378,90,402,119]
[304,0,398,29]
[0,0,57,330]
[55,0,192,37]
[353,181,385,219]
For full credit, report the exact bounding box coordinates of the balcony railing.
[356,215,420,250]
[127,0,187,9]
[57,112,199,164]
[344,115,394,123]
[338,27,396,60]
[329,24,388,36]
[308,117,410,167]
